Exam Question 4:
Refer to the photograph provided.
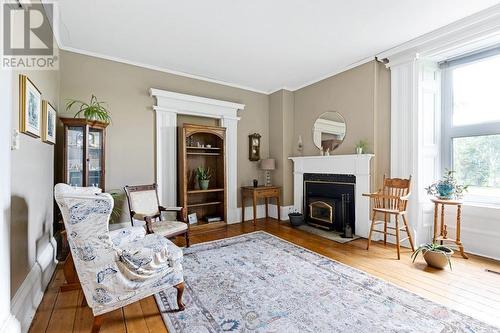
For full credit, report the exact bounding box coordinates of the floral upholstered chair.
[54,183,185,332]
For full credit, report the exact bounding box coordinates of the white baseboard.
[234,204,294,223]
[12,240,57,333]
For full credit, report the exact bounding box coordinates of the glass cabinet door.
[88,128,103,187]
[66,126,84,187]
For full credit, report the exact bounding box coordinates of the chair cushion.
[152,221,188,237]
[109,226,146,247]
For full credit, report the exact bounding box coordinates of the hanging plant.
[66,95,112,123]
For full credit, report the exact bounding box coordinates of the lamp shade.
[259,158,276,170]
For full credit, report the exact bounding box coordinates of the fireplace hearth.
[304,173,355,234]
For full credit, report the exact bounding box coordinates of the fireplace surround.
[289,155,374,238]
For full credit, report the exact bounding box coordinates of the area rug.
[296,224,360,243]
[155,231,498,332]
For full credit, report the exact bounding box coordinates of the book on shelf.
[206,216,222,223]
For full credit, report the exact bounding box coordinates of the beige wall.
[269,89,294,205]
[10,62,60,295]
[293,60,390,187]
[58,51,269,217]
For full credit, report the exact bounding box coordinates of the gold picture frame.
[19,75,42,138]
[42,100,57,144]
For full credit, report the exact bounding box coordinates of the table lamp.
[260,158,276,186]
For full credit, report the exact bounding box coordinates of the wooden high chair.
[363,176,415,259]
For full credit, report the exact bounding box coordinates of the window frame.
[441,48,500,206]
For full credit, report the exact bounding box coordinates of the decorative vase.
[199,180,209,190]
[356,147,363,154]
[436,182,454,199]
[288,213,304,226]
[423,249,454,269]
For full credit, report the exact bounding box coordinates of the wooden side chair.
[124,184,190,247]
[363,175,415,259]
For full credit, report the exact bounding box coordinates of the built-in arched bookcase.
[179,124,226,231]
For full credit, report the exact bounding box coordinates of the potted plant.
[355,140,368,154]
[66,95,112,123]
[288,208,304,226]
[425,169,468,200]
[196,166,211,190]
[107,189,124,224]
[411,243,454,269]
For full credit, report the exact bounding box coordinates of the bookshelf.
[179,124,227,231]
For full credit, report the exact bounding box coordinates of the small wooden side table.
[431,197,468,259]
[241,186,281,224]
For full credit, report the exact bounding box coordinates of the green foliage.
[425,169,468,199]
[411,243,453,270]
[355,139,368,150]
[195,166,211,180]
[66,95,111,123]
[107,189,123,223]
[453,135,500,189]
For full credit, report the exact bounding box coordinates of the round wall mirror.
[312,111,346,152]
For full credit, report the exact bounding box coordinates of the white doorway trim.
[149,88,244,224]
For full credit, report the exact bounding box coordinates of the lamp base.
[264,170,272,186]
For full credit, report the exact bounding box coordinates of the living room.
[1,1,500,332]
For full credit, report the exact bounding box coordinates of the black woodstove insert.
[303,173,355,235]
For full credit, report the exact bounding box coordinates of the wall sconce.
[248,133,261,161]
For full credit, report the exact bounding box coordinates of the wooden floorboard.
[29,218,500,332]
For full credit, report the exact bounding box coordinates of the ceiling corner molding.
[379,4,500,67]
[58,45,270,95]
[289,56,375,91]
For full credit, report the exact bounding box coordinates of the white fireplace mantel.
[150,88,245,224]
[289,154,374,238]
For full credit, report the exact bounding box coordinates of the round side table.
[431,197,468,259]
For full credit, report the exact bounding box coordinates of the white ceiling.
[52,0,500,93]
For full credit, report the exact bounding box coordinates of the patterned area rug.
[155,231,498,332]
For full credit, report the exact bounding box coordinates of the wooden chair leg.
[395,215,401,260]
[185,231,190,248]
[402,215,415,251]
[60,253,81,292]
[91,315,104,333]
[366,210,376,250]
[174,282,185,311]
[383,213,388,245]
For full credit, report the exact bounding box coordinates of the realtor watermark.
[2,2,58,70]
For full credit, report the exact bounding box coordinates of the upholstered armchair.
[124,184,190,247]
[54,184,185,332]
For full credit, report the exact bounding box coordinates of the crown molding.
[286,56,375,92]
[378,4,500,67]
[58,45,270,95]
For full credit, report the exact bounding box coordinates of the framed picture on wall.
[42,100,57,144]
[19,75,42,138]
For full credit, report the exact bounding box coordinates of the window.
[442,50,500,205]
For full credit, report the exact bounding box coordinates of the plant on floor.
[425,169,468,200]
[107,189,123,223]
[411,243,454,270]
[288,208,304,226]
[66,95,112,123]
[355,139,368,154]
[196,166,211,190]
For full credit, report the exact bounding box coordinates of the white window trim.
[441,51,500,207]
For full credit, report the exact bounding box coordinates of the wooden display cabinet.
[179,124,226,231]
[60,118,108,190]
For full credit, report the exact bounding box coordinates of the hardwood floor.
[29,218,500,332]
